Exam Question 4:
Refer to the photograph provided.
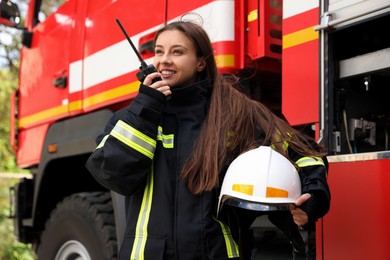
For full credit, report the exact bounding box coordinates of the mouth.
[160,69,176,78]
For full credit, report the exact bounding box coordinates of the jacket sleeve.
[85,84,166,196]
[290,151,331,225]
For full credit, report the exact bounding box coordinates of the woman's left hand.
[289,193,311,227]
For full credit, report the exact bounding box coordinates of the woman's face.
[153,30,205,87]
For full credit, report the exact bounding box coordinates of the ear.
[197,60,206,72]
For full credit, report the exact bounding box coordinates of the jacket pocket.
[144,237,166,260]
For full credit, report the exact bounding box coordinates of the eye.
[155,49,163,55]
[173,49,184,55]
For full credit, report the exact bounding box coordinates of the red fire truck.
[1,0,390,259]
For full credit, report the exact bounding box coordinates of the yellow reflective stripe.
[95,134,109,150]
[227,131,235,147]
[270,140,289,151]
[296,156,325,167]
[130,167,154,260]
[271,130,290,151]
[266,186,289,198]
[214,218,240,258]
[232,184,254,196]
[283,26,318,49]
[282,140,289,151]
[215,54,235,67]
[111,120,156,159]
[157,126,174,148]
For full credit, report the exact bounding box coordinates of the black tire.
[37,192,117,260]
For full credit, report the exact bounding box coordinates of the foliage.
[0,177,36,259]
[0,61,35,260]
[0,69,19,172]
[1,2,35,259]
[1,1,24,172]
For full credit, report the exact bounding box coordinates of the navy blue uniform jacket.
[86,80,240,260]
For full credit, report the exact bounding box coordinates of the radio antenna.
[116,18,147,68]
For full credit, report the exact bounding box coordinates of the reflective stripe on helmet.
[110,120,156,159]
[130,167,155,260]
[232,184,254,196]
[266,186,289,198]
[214,218,240,258]
[295,156,325,167]
[232,184,289,198]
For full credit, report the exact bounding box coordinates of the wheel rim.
[55,240,91,260]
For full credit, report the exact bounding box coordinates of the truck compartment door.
[18,1,74,129]
[282,0,320,126]
[16,1,75,167]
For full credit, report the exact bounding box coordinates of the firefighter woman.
[86,19,330,260]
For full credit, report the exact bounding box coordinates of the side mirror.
[0,0,21,28]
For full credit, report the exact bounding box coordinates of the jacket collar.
[167,76,211,108]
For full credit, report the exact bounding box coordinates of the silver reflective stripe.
[130,167,154,260]
[157,126,174,148]
[111,120,156,159]
[95,134,109,150]
[296,156,325,167]
[214,218,240,258]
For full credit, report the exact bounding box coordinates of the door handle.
[53,76,67,88]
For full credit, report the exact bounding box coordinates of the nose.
[154,52,172,69]
[160,53,172,64]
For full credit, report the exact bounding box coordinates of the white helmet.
[218,146,301,213]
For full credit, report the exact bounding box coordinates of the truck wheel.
[37,192,117,260]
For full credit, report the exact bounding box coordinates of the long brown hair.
[156,21,327,195]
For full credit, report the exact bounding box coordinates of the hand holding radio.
[143,72,172,96]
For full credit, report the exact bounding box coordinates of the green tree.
[0,56,35,260]
[0,178,35,260]
[0,69,19,172]
[0,0,24,172]
[1,2,35,259]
